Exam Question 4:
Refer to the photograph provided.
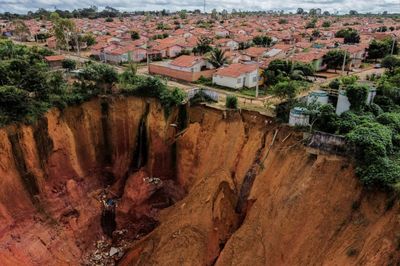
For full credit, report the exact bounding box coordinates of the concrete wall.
[307,131,347,154]
[244,70,258,88]
[149,64,215,82]
[213,75,243,89]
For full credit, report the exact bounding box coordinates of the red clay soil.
[0,97,399,266]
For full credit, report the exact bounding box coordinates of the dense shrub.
[356,157,400,189]
[226,95,238,109]
[0,86,32,124]
[346,84,369,111]
[313,104,339,133]
[377,112,400,132]
[346,122,393,162]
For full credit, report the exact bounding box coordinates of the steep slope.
[120,106,400,266]
[0,97,398,266]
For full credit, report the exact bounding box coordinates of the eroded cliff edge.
[0,96,398,265]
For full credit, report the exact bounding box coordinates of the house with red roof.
[149,55,215,82]
[212,63,259,89]
[45,55,65,68]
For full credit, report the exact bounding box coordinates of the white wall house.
[168,55,207,72]
[212,63,258,89]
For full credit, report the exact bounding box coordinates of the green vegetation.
[381,55,400,73]
[226,95,238,109]
[131,31,140,40]
[323,50,350,72]
[367,38,398,60]
[305,64,400,191]
[335,28,360,44]
[264,59,315,87]
[62,59,76,71]
[193,36,213,55]
[119,68,186,116]
[0,40,186,126]
[252,35,272,47]
[208,48,228,68]
[322,21,331,28]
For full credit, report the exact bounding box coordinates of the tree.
[309,9,317,16]
[329,79,341,90]
[51,13,76,52]
[119,63,138,87]
[80,63,118,93]
[62,59,76,71]
[343,30,360,44]
[179,10,187,19]
[335,28,360,44]
[131,31,140,40]
[367,38,398,60]
[252,35,272,47]
[211,9,218,20]
[105,17,114,22]
[305,18,317,29]
[323,50,350,72]
[346,83,369,111]
[80,34,96,46]
[271,80,298,100]
[322,21,331,28]
[296,8,304,15]
[208,48,227,68]
[382,55,400,73]
[226,95,238,109]
[349,10,358,16]
[313,104,339,133]
[12,20,30,41]
[0,85,32,123]
[193,36,212,55]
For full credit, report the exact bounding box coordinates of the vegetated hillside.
[0,97,398,266]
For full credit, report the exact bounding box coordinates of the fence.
[306,131,348,154]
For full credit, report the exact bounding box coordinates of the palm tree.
[208,48,228,68]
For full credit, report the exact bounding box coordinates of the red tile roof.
[170,55,204,68]
[214,63,257,78]
[44,55,65,62]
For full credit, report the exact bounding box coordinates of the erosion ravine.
[0,96,399,266]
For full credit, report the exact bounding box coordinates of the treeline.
[2,7,400,20]
[0,7,201,20]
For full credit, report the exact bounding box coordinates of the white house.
[212,63,258,89]
[168,55,207,72]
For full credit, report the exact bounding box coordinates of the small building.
[212,63,258,89]
[307,90,329,105]
[336,86,377,115]
[289,107,310,127]
[44,55,65,69]
[148,55,215,82]
[336,89,351,115]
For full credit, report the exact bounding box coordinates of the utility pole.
[341,50,347,75]
[255,57,259,98]
[391,36,396,55]
[204,0,206,14]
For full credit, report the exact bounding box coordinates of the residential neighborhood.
[2,4,400,266]
[1,8,399,97]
